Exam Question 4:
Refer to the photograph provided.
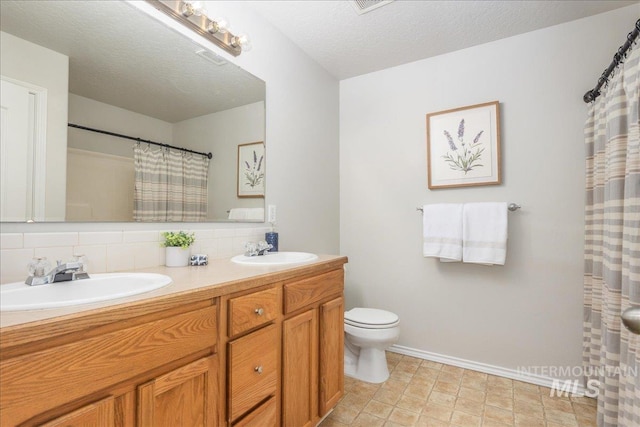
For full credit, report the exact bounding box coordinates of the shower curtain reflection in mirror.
[133,144,209,222]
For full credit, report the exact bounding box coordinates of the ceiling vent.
[195,49,227,66]
[351,0,394,15]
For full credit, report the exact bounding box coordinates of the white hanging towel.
[422,204,463,261]
[246,208,265,221]
[228,208,250,220]
[462,202,508,265]
[229,208,265,221]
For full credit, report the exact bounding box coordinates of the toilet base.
[344,346,390,384]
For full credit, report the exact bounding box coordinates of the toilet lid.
[344,308,399,328]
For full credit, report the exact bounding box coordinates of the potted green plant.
[162,231,195,267]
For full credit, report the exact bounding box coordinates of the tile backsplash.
[0,227,270,284]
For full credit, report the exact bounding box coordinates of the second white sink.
[0,273,172,311]
[231,252,318,266]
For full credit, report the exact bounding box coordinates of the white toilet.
[344,307,400,383]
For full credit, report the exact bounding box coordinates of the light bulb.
[214,17,229,34]
[207,17,229,34]
[192,2,207,16]
[180,1,195,17]
[231,33,251,51]
[181,1,205,17]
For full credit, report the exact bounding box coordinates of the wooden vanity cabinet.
[282,269,345,427]
[0,257,348,427]
[224,285,281,426]
[224,267,345,427]
[0,300,219,427]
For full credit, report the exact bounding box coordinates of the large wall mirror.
[0,0,266,223]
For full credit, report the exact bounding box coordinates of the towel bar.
[417,203,521,213]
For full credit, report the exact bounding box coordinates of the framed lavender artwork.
[426,101,501,189]
[237,142,265,198]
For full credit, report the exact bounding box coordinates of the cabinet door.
[319,296,344,416]
[138,356,218,427]
[282,309,318,427]
[40,396,115,427]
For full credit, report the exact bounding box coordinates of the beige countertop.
[0,254,348,347]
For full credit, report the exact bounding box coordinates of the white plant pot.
[165,246,190,267]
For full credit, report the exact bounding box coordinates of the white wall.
[1,31,69,220]
[340,4,639,381]
[66,94,174,221]
[68,93,174,158]
[173,102,265,220]
[190,1,341,253]
[66,149,134,221]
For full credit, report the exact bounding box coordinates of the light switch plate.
[268,205,277,223]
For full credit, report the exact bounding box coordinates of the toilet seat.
[344,308,399,329]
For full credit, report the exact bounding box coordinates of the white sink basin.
[231,252,318,266]
[0,273,172,311]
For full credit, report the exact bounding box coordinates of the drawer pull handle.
[254,308,264,316]
[254,365,263,374]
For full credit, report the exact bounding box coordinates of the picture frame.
[426,101,501,189]
[237,142,265,198]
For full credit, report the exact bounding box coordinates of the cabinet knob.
[254,307,264,316]
[254,365,263,374]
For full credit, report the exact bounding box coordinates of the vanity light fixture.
[146,0,250,56]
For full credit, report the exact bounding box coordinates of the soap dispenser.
[265,222,278,252]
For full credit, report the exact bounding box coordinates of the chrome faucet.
[26,257,90,286]
[244,241,273,257]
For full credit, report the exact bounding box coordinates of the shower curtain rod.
[68,123,213,159]
[583,19,640,103]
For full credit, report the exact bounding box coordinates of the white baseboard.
[388,344,588,396]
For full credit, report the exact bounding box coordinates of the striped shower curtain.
[133,145,209,222]
[583,45,640,426]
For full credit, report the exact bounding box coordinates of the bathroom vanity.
[0,255,347,426]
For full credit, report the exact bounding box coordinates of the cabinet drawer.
[228,324,278,422]
[284,269,344,314]
[233,396,277,427]
[228,287,279,338]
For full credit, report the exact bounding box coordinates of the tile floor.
[319,352,597,427]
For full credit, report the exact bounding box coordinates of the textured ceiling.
[1,0,636,119]
[247,0,639,79]
[0,1,265,123]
